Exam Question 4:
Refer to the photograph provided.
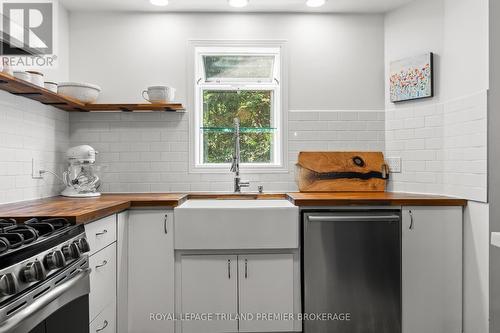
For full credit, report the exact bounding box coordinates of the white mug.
[142,86,175,103]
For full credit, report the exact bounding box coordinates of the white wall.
[384,0,489,332]
[68,12,385,110]
[442,0,489,100]
[384,0,444,104]
[44,1,70,83]
[0,2,70,204]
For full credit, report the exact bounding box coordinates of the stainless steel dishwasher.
[302,210,401,333]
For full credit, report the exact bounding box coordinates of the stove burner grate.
[0,218,72,256]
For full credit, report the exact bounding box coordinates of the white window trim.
[188,40,289,174]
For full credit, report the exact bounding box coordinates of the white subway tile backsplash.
[150,142,170,152]
[386,91,487,202]
[119,152,142,161]
[424,115,444,127]
[404,117,425,129]
[393,129,414,140]
[140,152,162,162]
[0,91,69,203]
[161,152,188,162]
[338,112,358,120]
[405,139,425,150]
[318,112,339,121]
[289,111,319,121]
[358,112,380,121]
[425,138,443,149]
[404,161,426,172]
[160,131,189,142]
[289,121,329,131]
[69,110,384,193]
[414,127,442,139]
[357,131,380,141]
[366,121,385,131]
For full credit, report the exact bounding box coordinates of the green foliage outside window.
[202,90,273,164]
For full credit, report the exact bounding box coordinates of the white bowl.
[44,81,58,93]
[58,82,101,103]
[26,71,44,87]
[13,71,31,82]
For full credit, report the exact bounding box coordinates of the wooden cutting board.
[296,152,389,192]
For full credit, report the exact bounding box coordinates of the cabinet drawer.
[90,302,116,333]
[90,243,116,322]
[85,215,117,255]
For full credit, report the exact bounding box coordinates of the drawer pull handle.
[95,260,108,269]
[96,320,108,332]
[245,259,248,279]
[164,214,168,234]
[227,259,231,279]
[95,229,108,236]
[409,210,414,230]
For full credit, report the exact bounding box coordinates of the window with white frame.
[193,44,283,170]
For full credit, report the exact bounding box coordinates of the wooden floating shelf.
[0,71,185,112]
[84,103,185,112]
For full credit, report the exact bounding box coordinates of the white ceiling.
[59,0,415,13]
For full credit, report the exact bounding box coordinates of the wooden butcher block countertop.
[0,193,188,224]
[286,192,467,207]
[0,192,466,225]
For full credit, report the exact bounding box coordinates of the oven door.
[0,257,90,333]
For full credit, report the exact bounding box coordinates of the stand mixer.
[61,145,102,197]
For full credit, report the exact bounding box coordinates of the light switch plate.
[386,157,401,173]
[32,158,44,179]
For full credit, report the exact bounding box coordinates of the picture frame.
[390,52,434,103]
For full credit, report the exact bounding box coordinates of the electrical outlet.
[32,158,44,179]
[386,157,401,173]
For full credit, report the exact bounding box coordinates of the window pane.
[203,90,272,128]
[202,90,273,164]
[203,55,274,81]
[203,132,272,164]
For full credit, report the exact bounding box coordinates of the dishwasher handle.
[307,215,400,223]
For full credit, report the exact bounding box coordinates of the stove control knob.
[0,273,18,296]
[62,243,81,260]
[74,238,90,253]
[21,261,46,282]
[44,250,66,270]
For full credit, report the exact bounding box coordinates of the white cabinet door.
[90,301,116,333]
[402,206,462,333]
[238,254,295,332]
[128,210,174,333]
[181,255,238,333]
[89,243,116,323]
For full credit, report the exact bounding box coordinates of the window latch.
[274,78,280,85]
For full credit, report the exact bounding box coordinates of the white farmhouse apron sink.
[174,200,299,249]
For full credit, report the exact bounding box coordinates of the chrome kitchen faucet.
[230,118,250,192]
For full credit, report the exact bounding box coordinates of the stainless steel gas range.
[0,218,91,333]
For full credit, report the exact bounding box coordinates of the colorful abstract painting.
[390,53,433,103]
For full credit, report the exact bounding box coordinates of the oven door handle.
[0,268,91,333]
